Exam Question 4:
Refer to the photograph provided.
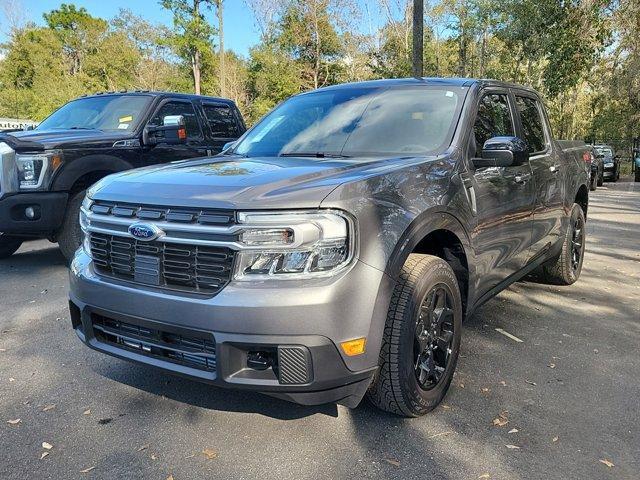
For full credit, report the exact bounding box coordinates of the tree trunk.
[412,0,424,77]
[216,0,225,97]
[192,50,201,95]
[312,1,320,89]
[192,0,201,95]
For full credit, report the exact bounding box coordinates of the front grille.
[90,200,235,226]
[92,313,216,371]
[90,232,235,296]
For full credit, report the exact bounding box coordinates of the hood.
[90,154,444,210]
[6,129,133,151]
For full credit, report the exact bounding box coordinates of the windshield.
[37,95,152,132]
[595,147,613,157]
[234,86,465,158]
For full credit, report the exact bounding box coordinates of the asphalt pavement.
[1,182,639,480]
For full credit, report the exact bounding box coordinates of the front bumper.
[69,250,393,407]
[0,192,67,236]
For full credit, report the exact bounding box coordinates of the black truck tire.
[57,190,85,262]
[597,171,604,186]
[538,204,585,285]
[367,254,462,417]
[589,173,597,191]
[0,235,23,259]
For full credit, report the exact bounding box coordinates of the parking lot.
[1,182,638,480]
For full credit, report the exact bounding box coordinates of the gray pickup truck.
[69,78,589,417]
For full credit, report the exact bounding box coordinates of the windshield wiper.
[68,126,96,130]
[279,152,351,158]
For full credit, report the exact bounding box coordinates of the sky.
[0,0,393,58]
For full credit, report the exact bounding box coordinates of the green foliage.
[0,0,636,151]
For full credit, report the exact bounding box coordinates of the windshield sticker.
[119,115,133,123]
[117,123,130,129]
[445,91,454,97]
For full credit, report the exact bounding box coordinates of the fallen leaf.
[482,388,490,393]
[98,418,112,425]
[428,431,453,439]
[508,428,519,434]
[7,419,21,425]
[525,380,537,386]
[492,417,508,427]
[505,445,521,450]
[150,454,158,460]
[83,409,91,415]
[42,404,56,412]
[80,466,96,473]
[459,383,465,388]
[593,349,599,354]
[441,405,451,410]
[547,364,556,369]
[478,475,490,479]
[136,444,150,452]
[599,459,614,468]
[499,381,506,386]
[384,458,400,467]
[202,448,217,460]
[0,348,6,352]
[167,476,174,480]
[184,453,196,459]
[40,452,49,460]
[552,436,559,443]
[9,377,15,382]
[42,442,53,450]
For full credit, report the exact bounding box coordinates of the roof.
[77,90,235,104]
[311,77,540,95]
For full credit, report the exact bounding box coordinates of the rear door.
[513,93,564,257]
[466,90,536,296]
[142,98,209,164]
[201,102,244,154]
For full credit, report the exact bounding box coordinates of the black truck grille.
[92,313,217,372]
[90,232,235,296]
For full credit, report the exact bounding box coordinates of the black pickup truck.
[0,91,245,260]
[69,78,589,416]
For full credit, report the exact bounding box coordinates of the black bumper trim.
[0,192,68,236]
[69,298,376,407]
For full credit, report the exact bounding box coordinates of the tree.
[161,0,217,94]
[214,0,225,96]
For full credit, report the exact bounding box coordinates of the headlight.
[234,210,355,280]
[15,151,62,190]
[80,194,93,258]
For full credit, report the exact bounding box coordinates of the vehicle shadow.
[93,360,340,420]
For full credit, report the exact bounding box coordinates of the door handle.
[549,164,561,173]
[514,173,531,184]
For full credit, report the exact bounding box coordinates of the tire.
[538,204,586,285]
[57,190,85,262]
[589,173,597,191]
[597,172,603,186]
[635,167,640,183]
[367,254,462,417]
[0,235,23,259]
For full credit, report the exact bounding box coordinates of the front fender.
[51,154,135,192]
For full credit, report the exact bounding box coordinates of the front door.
[465,91,536,298]
[142,99,210,165]
[514,93,565,257]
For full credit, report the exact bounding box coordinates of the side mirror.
[473,136,529,168]
[143,115,187,146]
[222,141,237,153]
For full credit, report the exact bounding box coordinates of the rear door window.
[149,100,202,139]
[203,104,240,138]
[515,96,546,153]
[473,93,514,154]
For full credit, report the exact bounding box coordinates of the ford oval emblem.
[128,223,162,241]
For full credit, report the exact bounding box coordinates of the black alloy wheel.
[414,284,455,390]
[570,212,585,274]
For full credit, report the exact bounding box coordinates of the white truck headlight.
[15,151,62,190]
[234,210,355,279]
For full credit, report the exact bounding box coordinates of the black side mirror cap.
[473,136,529,168]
